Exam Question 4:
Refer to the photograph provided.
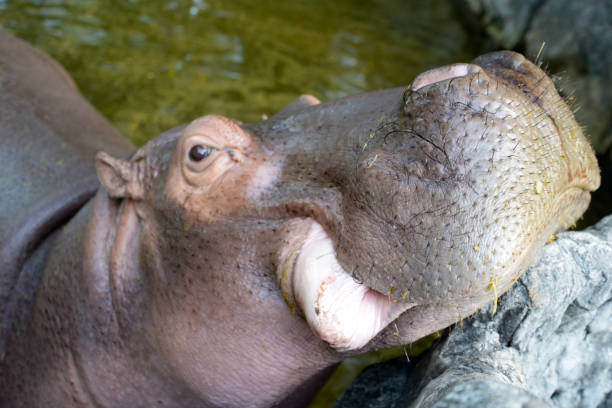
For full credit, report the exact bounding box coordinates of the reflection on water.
[0,1,482,406]
[0,0,481,145]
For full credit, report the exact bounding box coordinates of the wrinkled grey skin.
[0,30,600,407]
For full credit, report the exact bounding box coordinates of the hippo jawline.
[276,219,415,351]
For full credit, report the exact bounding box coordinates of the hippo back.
[0,31,133,328]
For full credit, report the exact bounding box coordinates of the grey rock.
[461,0,541,49]
[335,214,612,407]
[332,359,409,408]
[459,0,612,157]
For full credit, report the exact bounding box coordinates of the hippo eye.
[189,145,214,162]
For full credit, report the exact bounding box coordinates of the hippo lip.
[567,173,601,194]
[277,219,415,351]
[553,186,596,232]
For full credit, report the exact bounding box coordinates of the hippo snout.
[472,51,600,193]
[267,51,600,349]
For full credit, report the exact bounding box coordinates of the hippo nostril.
[472,51,529,75]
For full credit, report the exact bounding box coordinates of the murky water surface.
[0,0,482,406]
[0,0,481,145]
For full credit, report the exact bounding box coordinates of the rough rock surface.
[458,0,612,157]
[334,214,612,408]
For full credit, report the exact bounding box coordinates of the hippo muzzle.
[234,50,599,350]
[91,51,600,405]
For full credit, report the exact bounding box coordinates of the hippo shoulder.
[0,31,133,327]
[0,31,133,241]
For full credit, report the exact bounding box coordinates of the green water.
[0,0,482,405]
[0,0,482,145]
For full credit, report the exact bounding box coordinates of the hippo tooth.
[292,222,415,351]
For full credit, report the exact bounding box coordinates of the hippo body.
[0,31,600,407]
[0,31,133,355]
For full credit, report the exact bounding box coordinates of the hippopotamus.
[0,30,600,407]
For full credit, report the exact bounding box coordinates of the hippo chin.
[0,30,600,408]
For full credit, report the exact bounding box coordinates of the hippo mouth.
[276,219,415,351]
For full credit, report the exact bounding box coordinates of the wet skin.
[0,29,600,408]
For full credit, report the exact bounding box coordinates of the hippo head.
[95,52,599,406]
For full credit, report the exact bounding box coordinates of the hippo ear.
[95,152,144,200]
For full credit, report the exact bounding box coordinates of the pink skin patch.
[289,222,414,351]
[410,63,476,91]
